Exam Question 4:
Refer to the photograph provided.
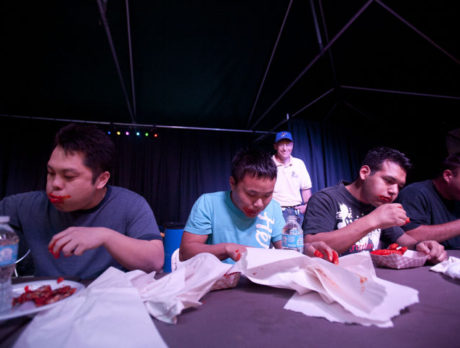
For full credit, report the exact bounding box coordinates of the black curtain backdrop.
[288,118,370,192]
[0,117,449,227]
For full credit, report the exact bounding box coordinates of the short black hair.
[54,123,115,182]
[362,147,412,173]
[436,152,460,177]
[231,147,277,184]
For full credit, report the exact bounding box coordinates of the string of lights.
[0,114,275,140]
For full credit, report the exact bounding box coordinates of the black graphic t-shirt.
[303,182,404,255]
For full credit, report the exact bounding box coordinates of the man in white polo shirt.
[272,131,312,225]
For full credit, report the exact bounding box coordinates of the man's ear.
[443,169,454,183]
[229,176,236,190]
[359,165,371,180]
[96,171,111,189]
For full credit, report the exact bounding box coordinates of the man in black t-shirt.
[303,147,446,263]
[398,152,460,249]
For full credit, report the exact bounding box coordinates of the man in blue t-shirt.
[397,152,460,249]
[303,147,447,263]
[180,147,338,264]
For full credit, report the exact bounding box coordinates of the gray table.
[2,251,460,348]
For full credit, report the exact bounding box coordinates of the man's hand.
[297,204,307,214]
[48,227,109,258]
[304,241,339,264]
[416,240,447,264]
[367,203,409,230]
[224,244,247,261]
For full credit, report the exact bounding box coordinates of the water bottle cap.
[0,216,10,224]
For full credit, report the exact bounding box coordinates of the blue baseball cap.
[275,131,293,143]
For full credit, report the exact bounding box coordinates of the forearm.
[405,220,460,242]
[395,233,417,248]
[304,215,378,254]
[301,189,311,205]
[179,241,235,261]
[102,229,164,272]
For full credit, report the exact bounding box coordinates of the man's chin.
[50,202,73,212]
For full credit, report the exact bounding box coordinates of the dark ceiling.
[1,0,459,133]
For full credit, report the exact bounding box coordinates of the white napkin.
[430,256,460,280]
[133,252,232,324]
[284,252,419,327]
[235,248,419,327]
[14,267,167,348]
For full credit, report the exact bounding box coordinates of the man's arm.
[49,227,164,272]
[305,213,379,254]
[395,233,447,263]
[404,220,460,242]
[179,231,246,262]
[305,203,409,254]
[298,189,312,214]
[274,239,338,263]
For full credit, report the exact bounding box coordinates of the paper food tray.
[370,250,428,269]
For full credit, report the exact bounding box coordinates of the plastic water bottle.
[282,215,304,253]
[0,216,19,313]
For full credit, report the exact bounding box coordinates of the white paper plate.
[0,279,84,321]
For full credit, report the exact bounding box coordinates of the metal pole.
[250,0,374,129]
[317,0,338,85]
[375,0,460,65]
[96,0,136,123]
[0,114,274,135]
[309,0,323,50]
[125,0,137,117]
[246,0,294,128]
[340,85,460,101]
[290,87,335,118]
[254,87,335,143]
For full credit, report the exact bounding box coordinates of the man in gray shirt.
[0,123,164,279]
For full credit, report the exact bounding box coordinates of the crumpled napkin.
[283,251,419,327]
[134,249,419,327]
[234,248,419,327]
[14,267,167,348]
[131,252,232,324]
[430,256,460,280]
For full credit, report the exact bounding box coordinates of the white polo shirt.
[272,155,312,207]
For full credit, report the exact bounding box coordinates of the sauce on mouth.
[48,194,71,203]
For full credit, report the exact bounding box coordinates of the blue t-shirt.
[0,186,161,279]
[184,191,284,263]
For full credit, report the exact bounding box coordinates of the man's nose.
[50,176,64,190]
[388,184,398,196]
[254,198,263,208]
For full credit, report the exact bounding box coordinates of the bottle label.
[0,243,18,266]
[282,229,303,250]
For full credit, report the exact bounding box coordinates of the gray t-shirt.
[0,186,161,279]
[303,182,404,255]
